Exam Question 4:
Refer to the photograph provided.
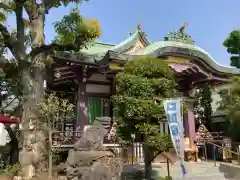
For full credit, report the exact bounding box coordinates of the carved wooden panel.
[125,40,145,54]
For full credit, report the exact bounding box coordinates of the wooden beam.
[53,71,75,77]
[53,80,73,85]
[53,66,74,71]
[86,80,111,85]
[54,75,76,82]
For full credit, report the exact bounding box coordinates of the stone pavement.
[123,161,235,180]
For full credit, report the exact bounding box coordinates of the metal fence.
[51,130,145,164]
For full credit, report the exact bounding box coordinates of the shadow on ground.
[121,164,163,180]
[219,163,240,180]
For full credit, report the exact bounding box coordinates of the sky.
[7,0,240,66]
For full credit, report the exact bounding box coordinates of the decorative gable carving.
[125,40,145,54]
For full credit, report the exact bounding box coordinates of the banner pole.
[181,98,184,132]
[163,99,187,177]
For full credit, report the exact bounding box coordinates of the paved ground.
[123,161,235,180]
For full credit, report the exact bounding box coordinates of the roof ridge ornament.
[179,21,188,33]
[164,21,195,45]
[137,20,142,30]
[129,20,147,36]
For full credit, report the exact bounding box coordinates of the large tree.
[223,30,240,68]
[113,58,174,180]
[194,84,212,130]
[222,30,240,139]
[219,77,240,141]
[0,0,100,178]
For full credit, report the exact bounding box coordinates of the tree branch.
[1,97,18,111]
[15,0,25,55]
[0,1,26,59]
[0,23,17,57]
[15,0,27,3]
[30,43,81,56]
[161,151,175,164]
[149,150,175,164]
[149,150,162,163]
[0,3,13,11]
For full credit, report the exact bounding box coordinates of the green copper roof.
[81,24,150,55]
[59,24,240,75]
[81,42,115,54]
[111,27,150,52]
[132,41,240,74]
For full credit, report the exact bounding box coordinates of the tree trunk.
[18,10,47,179]
[19,67,47,179]
[143,142,153,180]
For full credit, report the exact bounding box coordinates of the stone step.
[169,172,224,177]
[173,177,229,180]
[125,162,236,180]
[168,169,221,173]
[153,167,222,177]
[152,164,229,179]
[172,172,230,180]
[174,177,233,180]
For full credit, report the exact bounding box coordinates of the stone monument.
[56,119,123,180]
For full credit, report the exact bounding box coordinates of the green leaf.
[223,29,240,68]
[218,76,240,140]
[223,30,240,55]
[53,8,101,48]
[113,57,174,158]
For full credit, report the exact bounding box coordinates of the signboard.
[163,99,187,176]
[223,138,231,148]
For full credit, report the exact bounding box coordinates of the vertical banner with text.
[163,99,187,176]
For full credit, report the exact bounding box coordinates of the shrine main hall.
[47,23,240,149]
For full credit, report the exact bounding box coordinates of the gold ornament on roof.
[137,20,142,29]
[129,20,145,36]
[208,73,213,79]
[164,21,195,44]
[179,21,188,33]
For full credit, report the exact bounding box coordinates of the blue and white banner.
[163,99,187,176]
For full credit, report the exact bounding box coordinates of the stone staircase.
[153,161,233,180]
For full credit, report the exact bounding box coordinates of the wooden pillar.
[184,99,196,148]
[110,75,116,118]
[75,66,88,132]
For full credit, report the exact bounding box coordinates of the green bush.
[121,170,171,180]
[0,163,21,176]
[121,170,144,180]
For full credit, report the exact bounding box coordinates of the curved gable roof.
[134,41,240,75]
[81,25,150,56]
[60,25,240,76]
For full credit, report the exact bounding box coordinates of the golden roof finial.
[137,20,142,28]
[129,20,143,35]
[138,20,142,25]
[183,21,188,29]
[179,21,188,32]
